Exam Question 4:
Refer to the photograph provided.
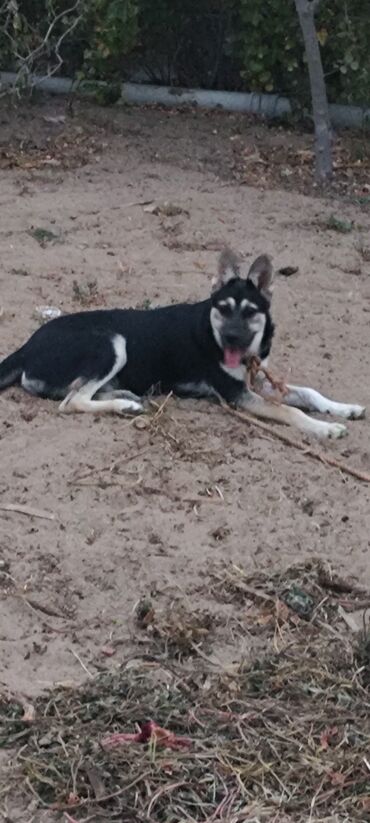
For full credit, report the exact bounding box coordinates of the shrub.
[236,0,370,105]
[1,0,370,106]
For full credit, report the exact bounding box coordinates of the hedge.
[1,0,370,106]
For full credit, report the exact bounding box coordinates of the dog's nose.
[224,332,240,347]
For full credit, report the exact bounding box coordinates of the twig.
[339,597,370,611]
[70,649,94,679]
[317,562,366,595]
[0,0,83,96]
[147,781,189,817]
[222,404,370,483]
[150,392,173,422]
[68,446,150,485]
[121,199,154,209]
[22,596,66,619]
[51,772,151,810]
[0,503,55,520]
[246,355,287,402]
[190,642,225,668]
[16,593,73,634]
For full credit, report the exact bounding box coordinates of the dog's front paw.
[117,390,142,403]
[324,422,348,440]
[117,399,143,414]
[342,404,366,420]
[309,420,348,439]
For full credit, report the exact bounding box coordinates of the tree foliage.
[236,0,370,105]
[0,0,370,106]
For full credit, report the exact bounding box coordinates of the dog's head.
[210,248,274,369]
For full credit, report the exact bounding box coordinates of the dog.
[0,249,365,438]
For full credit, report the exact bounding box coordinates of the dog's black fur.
[0,250,274,410]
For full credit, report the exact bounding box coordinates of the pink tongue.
[224,348,243,368]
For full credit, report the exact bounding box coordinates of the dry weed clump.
[135,598,215,659]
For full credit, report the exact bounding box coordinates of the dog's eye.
[241,306,256,319]
[217,302,233,317]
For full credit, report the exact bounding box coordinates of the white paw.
[313,421,348,440]
[127,392,142,403]
[334,403,366,420]
[117,400,143,414]
[115,390,142,402]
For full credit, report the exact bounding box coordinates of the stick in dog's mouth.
[244,355,288,403]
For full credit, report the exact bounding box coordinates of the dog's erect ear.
[247,254,274,301]
[211,247,241,292]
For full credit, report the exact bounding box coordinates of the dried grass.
[1,561,370,822]
[135,598,215,659]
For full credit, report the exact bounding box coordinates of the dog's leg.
[59,334,143,416]
[282,385,365,420]
[61,389,142,415]
[238,390,347,439]
[94,388,142,403]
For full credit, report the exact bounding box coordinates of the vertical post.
[294,0,332,182]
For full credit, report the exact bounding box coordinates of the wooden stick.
[246,355,287,402]
[222,403,370,484]
[150,391,173,422]
[68,446,151,485]
[0,503,55,520]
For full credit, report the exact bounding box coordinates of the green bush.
[81,0,138,81]
[236,0,302,95]
[1,0,370,106]
[236,0,370,105]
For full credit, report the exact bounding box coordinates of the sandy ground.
[1,98,370,708]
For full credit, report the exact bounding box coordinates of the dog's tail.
[0,346,25,390]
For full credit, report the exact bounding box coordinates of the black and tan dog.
[0,249,365,438]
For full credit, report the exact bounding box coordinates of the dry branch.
[0,0,83,97]
[0,503,55,520]
[222,403,370,483]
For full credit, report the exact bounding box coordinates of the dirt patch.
[1,96,370,818]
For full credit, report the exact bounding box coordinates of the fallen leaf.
[42,115,66,124]
[278,266,299,277]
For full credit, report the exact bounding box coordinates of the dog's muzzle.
[222,330,254,369]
